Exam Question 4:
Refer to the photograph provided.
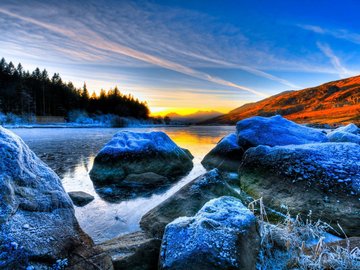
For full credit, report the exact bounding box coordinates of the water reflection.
[13,126,234,243]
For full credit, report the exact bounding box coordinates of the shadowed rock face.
[90,131,193,186]
[0,127,112,269]
[99,231,161,270]
[201,133,244,172]
[239,142,360,236]
[140,169,240,238]
[68,191,95,207]
[236,115,328,148]
[159,196,260,270]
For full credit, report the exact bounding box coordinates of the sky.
[1,0,360,115]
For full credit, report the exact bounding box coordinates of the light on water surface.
[13,126,234,243]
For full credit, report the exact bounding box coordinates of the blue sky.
[1,0,360,115]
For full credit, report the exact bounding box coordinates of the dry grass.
[248,198,360,270]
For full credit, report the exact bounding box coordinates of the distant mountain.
[203,75,360,125]
[166,110,223,123]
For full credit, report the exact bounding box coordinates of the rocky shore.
[1,116,359,269]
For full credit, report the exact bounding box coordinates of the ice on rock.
[159,196,260,270]
[236,115,328,147]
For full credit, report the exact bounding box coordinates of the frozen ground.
[13,126,234,244]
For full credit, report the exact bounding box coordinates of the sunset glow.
[1,1,359,115]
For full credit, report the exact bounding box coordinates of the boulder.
[99,231,161,270]
[239,142,360,236]
[67,245,113,270]
[327,131,360,144]
[159,196,260,270]
[334,123,360,135]
[201,133,244,172]
[236,115,328,147]
[0,127,111,269]
[140,169,240,238]
[90,131,193,186]
[68,191,95,207]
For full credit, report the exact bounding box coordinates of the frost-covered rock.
[159,196,260,270]
[201,133,244,172]
[327,131,360,144]
[140,169,240,238]
[236,115,328,147]
[334,123,360,135]
[0,127,111,269]
[240,142,360,236]
[90,131,193,186]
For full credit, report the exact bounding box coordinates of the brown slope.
[204,75,360,125]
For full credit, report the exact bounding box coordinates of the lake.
[13,126,235,244]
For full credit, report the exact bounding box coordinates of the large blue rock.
[90,131,193,185]
[333,123,360,135]
[327,130,360,144]
[236,115,328,147]
[0,127,111,269]
[240,142,360,236]
[159,196,259,270]
[327,123,360,144]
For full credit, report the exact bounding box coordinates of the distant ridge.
[202,75,360,125]
[166,110,223,123]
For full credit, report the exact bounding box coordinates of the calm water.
[13,126,234,244]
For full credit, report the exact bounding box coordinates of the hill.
[203,75,360,125]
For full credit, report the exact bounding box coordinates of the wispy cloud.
[0,5,270,98]
[298,23,360,45]
[316,42,351,78]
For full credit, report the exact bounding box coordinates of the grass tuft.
[248,198,360,270]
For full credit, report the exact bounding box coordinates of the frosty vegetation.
[250,198,360,270]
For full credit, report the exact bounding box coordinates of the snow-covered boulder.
[236,115,328,147]
[159,196,260,270]
[327,131,360,144]
[240,142,360,236]
[334,123,360,135]
[201,133,244,172]
[90,131,193,186]
[0,127,111,269]
[140,169,240,238]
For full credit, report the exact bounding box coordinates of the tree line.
[0,58,150,119]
